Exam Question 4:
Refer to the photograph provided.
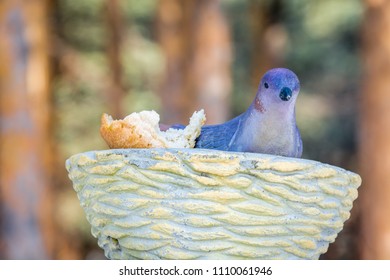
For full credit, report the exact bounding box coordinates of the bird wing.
[195,115,242,150]
[295,125,303,157]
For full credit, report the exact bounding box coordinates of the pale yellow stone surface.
[65,148,361,260]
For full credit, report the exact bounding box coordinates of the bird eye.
[264,83,269,89]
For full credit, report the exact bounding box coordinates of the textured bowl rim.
[65,148,362,260]
[66,148,362,184]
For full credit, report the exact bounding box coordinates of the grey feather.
[195,115,242,150]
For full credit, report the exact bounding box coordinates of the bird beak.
[279,87,292,101]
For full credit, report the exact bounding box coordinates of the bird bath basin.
[65,148,361,260]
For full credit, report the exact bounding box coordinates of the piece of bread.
[100,110,206,149]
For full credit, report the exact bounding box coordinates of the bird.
[170,68,302,158]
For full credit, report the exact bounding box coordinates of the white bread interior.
[100,110,206,149]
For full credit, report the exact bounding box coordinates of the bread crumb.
[100,110,206,149]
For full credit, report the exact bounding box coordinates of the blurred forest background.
[0,0,389,259]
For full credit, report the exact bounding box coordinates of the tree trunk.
[0,0,54,259]
[156,0,232,125]
[104,0,126,119]
[191,0,232,124]
[360,0,390,259]
[249,0,287,90]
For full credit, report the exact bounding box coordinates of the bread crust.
[100,110,205,149]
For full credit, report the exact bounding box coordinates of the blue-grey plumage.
[195,114,242,150]
[172,68,302,157]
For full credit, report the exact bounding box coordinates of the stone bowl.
[65,148,361,260]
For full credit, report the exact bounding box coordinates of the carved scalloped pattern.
[66,149,361,260]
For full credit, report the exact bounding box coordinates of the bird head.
[254,68,300,113]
